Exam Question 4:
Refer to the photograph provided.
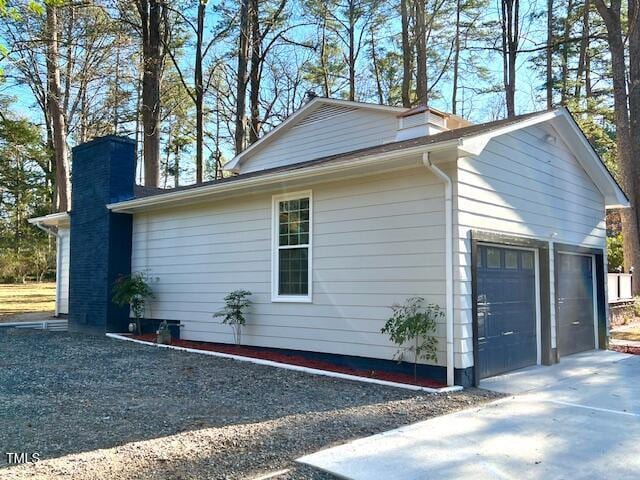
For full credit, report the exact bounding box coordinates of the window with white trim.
[272,192,312,302]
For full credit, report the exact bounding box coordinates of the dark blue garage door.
[477,245,538,379]
[557,253,595,356]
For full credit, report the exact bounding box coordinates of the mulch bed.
[131,333,445,389]
[610,344,640,355]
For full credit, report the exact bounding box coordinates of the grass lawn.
[0,283,55,320]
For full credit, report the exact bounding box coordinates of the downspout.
[33,222,61,317]
[423,152,455,387]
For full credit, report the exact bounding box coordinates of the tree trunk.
[46,4,70,212]
[174,148,180,188]
[249,0,261,145]
[595,0,640,290]
[138,0,165,187]
[135,63,143,185]
[347,1,356,101]
[546,0,553,109]
[195,0,206,183]
[401,0,413,107]
[560,0,574,105]
[627,0,640,244]
[575,0,590,98]
[370,28,384,104]
[501,0,518,117]
[235,0,250,154]
[62,5,75,120]
[317,12,331,97]
[414,0,428,105]
[80,86,88,143]
[114,46,121,134]
[452,0,461,114]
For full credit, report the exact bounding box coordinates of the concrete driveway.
[298,350,640,479]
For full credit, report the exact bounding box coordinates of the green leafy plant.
[607,233,624,273]
[381,297,442,380]
[112,273,154,335]
[213,290,252,345]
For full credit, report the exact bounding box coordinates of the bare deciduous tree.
[45,4,70,211]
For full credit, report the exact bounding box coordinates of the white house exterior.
[28,212,70,316]
[31,98,628,387]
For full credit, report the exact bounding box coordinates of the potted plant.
[381,297,442,380]
[112,272,155,336]
[213,290,252,345]
[156,320,171,344]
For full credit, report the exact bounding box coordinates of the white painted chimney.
[395,105,456,141]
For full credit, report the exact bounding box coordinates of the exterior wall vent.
[295,105,358,128]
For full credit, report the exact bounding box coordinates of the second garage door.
[476,245,538,379]
[556,252,596,356]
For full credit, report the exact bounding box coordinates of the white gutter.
[28,212,70,225]
[108,139,462,213]
[31,222,62,317]
[423,152,455,387]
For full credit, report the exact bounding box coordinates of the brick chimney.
[68,136,136,333]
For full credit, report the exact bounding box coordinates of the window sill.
[271,296,313,303]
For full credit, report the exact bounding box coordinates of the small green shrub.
[381,297,442,379]
[112,273,154,335]
[213,290,252,345]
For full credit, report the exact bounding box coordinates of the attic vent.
[430,113,446,127]
[295,105,358,128]
[402,114,426,129]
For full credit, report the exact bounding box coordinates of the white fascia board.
[457,110,559,157]
[108,139,461,213]
[28,212,70,227]
[550,110,629,208]
[224,98,408,173]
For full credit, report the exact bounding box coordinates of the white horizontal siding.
[238,106,399,174]
[132,167,448,366]
[57,228,70,315]
[454,123,607,366]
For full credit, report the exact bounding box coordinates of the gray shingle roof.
[133,109,552,199]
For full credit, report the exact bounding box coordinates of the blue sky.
[1,0,553,184]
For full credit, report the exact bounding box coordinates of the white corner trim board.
[105,333,463,394]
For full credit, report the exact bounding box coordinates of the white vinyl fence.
[608,273,633,302]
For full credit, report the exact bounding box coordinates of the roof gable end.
[458,108,628,208]
[224,97,405,173]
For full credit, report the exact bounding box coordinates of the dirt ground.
[610,319,640,342]
[0,283,55,321]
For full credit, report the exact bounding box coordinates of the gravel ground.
[0,330,501,479]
